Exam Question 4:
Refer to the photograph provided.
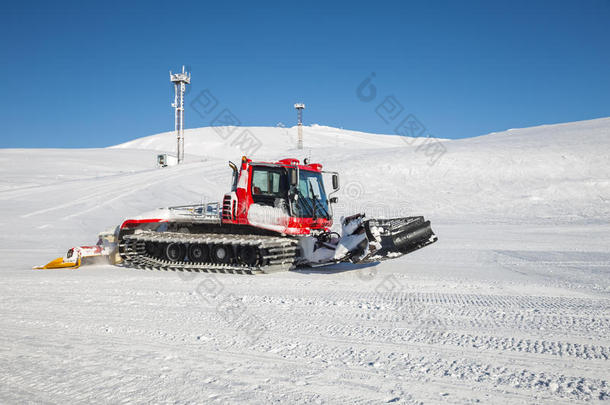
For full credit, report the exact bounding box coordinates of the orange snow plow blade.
[33,231,118,270]
[34,256,81,270]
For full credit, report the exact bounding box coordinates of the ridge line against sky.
[1,0,609,148]
[110,116,610,149]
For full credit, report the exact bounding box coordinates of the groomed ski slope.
[0,118,609,403]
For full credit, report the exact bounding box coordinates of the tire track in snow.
[241,289,610,313]
[241,293,610,338]
[0,169,150,199]
[3,279,609,403]
[0,324,388,405]
[4,317,606,403]
[19,164,211,220]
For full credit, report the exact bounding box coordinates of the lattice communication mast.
[170,66,191,164]
[294,103,305,149]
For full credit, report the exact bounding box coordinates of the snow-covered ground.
[1,118,609,403]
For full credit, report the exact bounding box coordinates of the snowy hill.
[110,124,421,158]
[1,116,607,252]
[1,118,609,403]
[112,118,610,223]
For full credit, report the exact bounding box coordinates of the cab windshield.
[293,170,330,219]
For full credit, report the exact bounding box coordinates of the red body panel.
[222,157,332,235]
[120,218,167,229]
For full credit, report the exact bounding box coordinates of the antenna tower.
[170,66,191,163]
[294,103,305,149]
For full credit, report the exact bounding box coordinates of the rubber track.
[119,231,299,275]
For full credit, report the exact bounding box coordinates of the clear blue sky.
[1,0,609,148]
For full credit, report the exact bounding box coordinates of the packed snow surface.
[1,118,609,403]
